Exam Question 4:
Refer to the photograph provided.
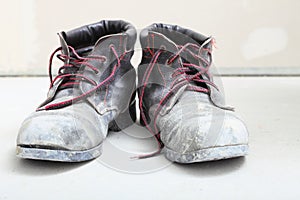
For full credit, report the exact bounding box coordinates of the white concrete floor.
[1,77,300,199]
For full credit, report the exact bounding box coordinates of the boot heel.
[109,98,136,132]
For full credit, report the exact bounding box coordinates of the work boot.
[16,20,137,162]
[138,23,249,163]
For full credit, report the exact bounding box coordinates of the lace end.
[36,107,46,112]
[212,38,218,49]
[226,106,235,112]
[130,150,162,160]
[129,156,140,160]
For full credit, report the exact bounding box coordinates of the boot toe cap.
[17,111,102,151]
[160,110,249,154]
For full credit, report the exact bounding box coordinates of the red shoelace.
[37,45,121,111]
[138,42,218,159]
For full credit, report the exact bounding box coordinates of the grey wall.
[0,0,299,75]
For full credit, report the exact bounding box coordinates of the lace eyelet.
[166,58,172,66]
[160,45,166,50]
[94,69,100,75]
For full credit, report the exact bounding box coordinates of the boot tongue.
[147,31,179,54]
[93,33,127,57]
[149,29,201,67]
[141,31,189,116]
[80,32,129,81]
[144,31,204,69]
[58,32,70,63]
[45,33,80,102]
[79,33,132,114]
[143,31,182,67]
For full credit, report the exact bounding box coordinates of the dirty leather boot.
[16,20,137,162]
[138,23,249,163]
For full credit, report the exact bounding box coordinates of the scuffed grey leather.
[138,23,248,161]
[17,20,137,160]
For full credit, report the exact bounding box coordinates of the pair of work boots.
[16,20,249,163]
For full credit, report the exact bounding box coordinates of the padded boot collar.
[140,23,209,47]
[60,20,136,54]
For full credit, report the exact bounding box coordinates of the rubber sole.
[164,144,248,163]
[16,143,103,162]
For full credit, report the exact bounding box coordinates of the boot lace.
[138,42,217,159]
[37,45,121,111]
